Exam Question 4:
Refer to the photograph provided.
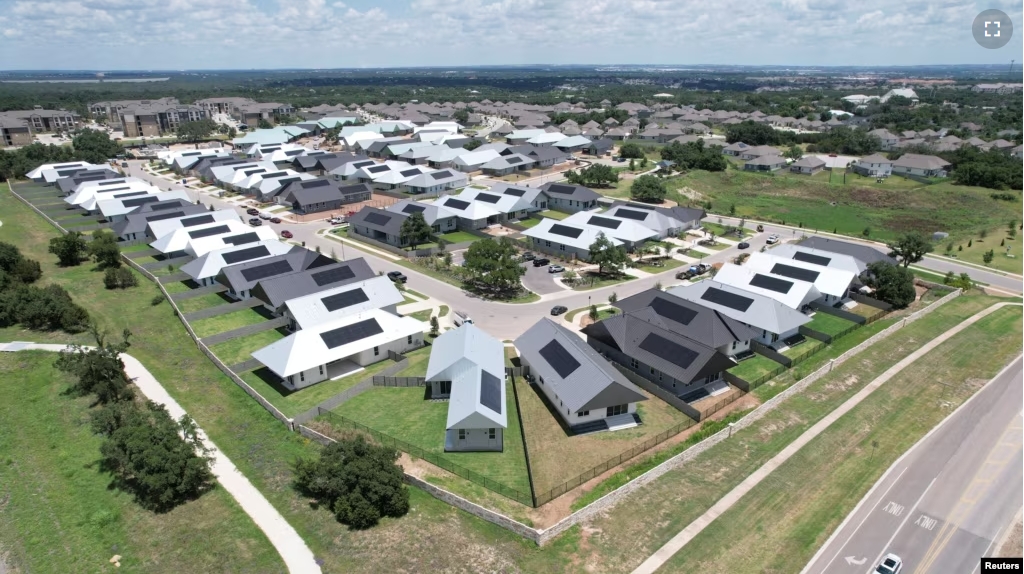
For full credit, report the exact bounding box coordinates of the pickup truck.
[676,263,711,280]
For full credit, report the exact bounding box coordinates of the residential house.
[798,236,897,267]
[150,218,275,258]
[110,199,208,243]
[522,219,623,260]
[743,252,856,305]
[251,258,377,315]
[743,155,787,172]
[282,275,404,331]
[891,154,950,178]
[714,263,822,310]
[216,247,336,302]
[789,156,826,175]
[387,198,459,234]
[404,169,469,195]
[767,243,867,275]
[281,179,371,214]
[96,190,190,223]
[851,154,894,177]
[868,129,900,151]
[480,153,535,176]
[604,201,705,238]
[55,169,121,195]
[180,240,294,287]
[584,138,614,156]
[721,142,751,156]
[537,182,600,212]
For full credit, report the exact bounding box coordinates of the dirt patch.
[675,186,706,202]
[998,518,1023,558]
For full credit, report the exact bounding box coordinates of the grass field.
[574,271,631,291]
[207,329,284,365]
[700,221,751,239]
[538,209,570,220]
[634,257,684,274]
[517,217,542,229]
[391,344,432,378]
[438,230,481,244]
[407,309,433,322]
[190,308,270,338]
[728,353,784,382]
[805,312,858,336]
[177,291,232,314]
[941,225,1023,274]
[0,351,284,574]
[662,305,1023,573]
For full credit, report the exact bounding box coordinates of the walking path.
[2,342,321,574]
[630,301,1021,574]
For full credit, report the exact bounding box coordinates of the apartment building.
[90,97,179,123]
[195,97,257,115]
[0,107,80,134]
[118,102,208,138]
[235,102,296,127]
[0,116,33,147]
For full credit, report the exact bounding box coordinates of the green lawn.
[804,312,858,336]
[0,352,283,574]
[392,344,432,378]
[942,225,1023,274]
[700,221,751,239]
[330,383,531,496]
[538,209,570,221]
[438,230,481,244]
[781,339,826,360]
[634,257,684,274]
[517,217,542,229]
[207,329,284,365]
[728,353,785,382]
[438,305,450,317]
[177,291,232,314]
[190,307,269,338]
[407,309,433,322]
[574,271,632,291]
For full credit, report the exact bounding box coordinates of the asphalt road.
[803,355,1024,574]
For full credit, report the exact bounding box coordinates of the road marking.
[819,467,908,573]
[915,514,938,531]
[883,501,905,517]
[869,478,936,571]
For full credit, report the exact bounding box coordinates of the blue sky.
[0,0,1020,70]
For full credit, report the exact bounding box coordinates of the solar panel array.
[638,333,699,370]
[615,208,648,221]
[771,263,820,283]
[701,287,755,312]
[475,193,501,204]
[506,157,523,165]
[222,232,259,246]
[503,187,526,197]
[793,251,832,266]
[400,169,421,177]
[121,196,159,208]
[545,183,576,195]
[98,179,127,186]
[181,151,201,157]
[444,198,470,210]
[367,165,390,174]
[363,212,392,226]
[750,273,794,294]
[321,288,370,312]
[147,202,183,211]
[588,216,621,229]
[301,179,330,189]
[261,171,287,179]
[188,224,231,239]
[650,297,699,326]
[353,160,375,169]
[402,204,426,214]
[320,318,383,349]
[180,214,215,228]
[239,259,293,282]
[311,265,356,286]
[101,187,131,193]
[479,371,503,414]
[549,224,583,239]
[112,191,147,199]
[430,171,452,180]
[538,340,581,378]
[144,210,186,222]
[222,245,271,265]
[242,168,266,176]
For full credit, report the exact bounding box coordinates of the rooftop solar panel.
[402,204,426,214]
[429,171,452,180]
[144,210,186,222]
[749,273,794,294]
[222,232,259,245]
[475,193,501,204]
[549,224,583,239]
[506,157,523,164]
[180,214,215,228]
[181,151,201,156]
[625,203,655,210]
[311,265,356,287]
[444,198,470,210]
[284,149,303,156]
[187,224,231,239]
[545,183,576,195]
[100,187,131,193]
[320,318,383,349]
[701,287,755,312]
[239,259,293,282]
[770,263,820,283]
[503,187,526,197]
[588,216,621,229]
[615,208,648,221]
[121,196,159,208]
[480,371,503,414]
[538,340,581,378]
[302,179,330,189]
[112,191,146,198]
[352,160,375,169]
[242,168,266,176]
[261,171,287,179]
[321,289,369,312]
[222,245,271,265]
[793,251,832,266]
[638,333,699,370]
[363,212,392,226]
[367,165,390,174]
[97,179,128,186]
[148,202,184,211]
[400,168,421,177]
[650,297,699,326]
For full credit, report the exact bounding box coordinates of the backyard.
[728,353,785,383]
[207,329,285,365]
[804,312,858,336]
[190,307,271,338]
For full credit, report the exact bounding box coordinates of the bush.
[150,294,165,306]
[864,261,915,308]
[88,230,122,269]
[630,175,667,202]
[0,284,90,332]
[103,267,138,289]
[0,242,42,284]
[48,232,88,267]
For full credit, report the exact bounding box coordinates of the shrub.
[104,267,138,290]
[150,294,165,306]
[0,284,90,332]
[48,232,88,267]
[0,242,42,284]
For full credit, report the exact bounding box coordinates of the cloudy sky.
[0,0,1020,70]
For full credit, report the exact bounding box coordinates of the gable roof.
[798,236,897,267]
[765,243,866,274]
[111,200,207,238]
[613,289,759,348]
[96,190,190,219]
[538,182,600,202]
[743,252,856,298]
[284,275,405,330]
[179,239,294,282]
[668,281,812,336]
[714,263,821,310]
[348,206,408,236]
[251,258,376,309]
[216,247,336,293]
[426,325,508,430]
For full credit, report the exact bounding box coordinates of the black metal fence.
[372,376,425,387]
[751,340,793,368]
[317,408,534,507]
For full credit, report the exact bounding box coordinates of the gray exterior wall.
[528,236,589,261]
[445,428,503,452]
[545,196,596,213]
[587,337,723,396]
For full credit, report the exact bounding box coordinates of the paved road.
[803,355,1023,574]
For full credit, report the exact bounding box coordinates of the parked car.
[246,208,260,216]
[548,264,565,273]
[550,305,568,316]
[766,234,779,244]
[120,162,129,168]
[676,263,710,280]
[874,554,902,574]
[737,241,750,249]
[533,257,551,267]
[259,212,272,220]
[386,271,407,283]
[248,218,262,226]
[521,252,536,261]
[280,230,293,239]
[270,217,282,224]
[453,310,473,326]
[756,224,764,232]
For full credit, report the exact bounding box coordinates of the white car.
[874,554,902,574]
[766,234,779,244]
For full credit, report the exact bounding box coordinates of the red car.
[270,217,282,224]
[280,230,293,239]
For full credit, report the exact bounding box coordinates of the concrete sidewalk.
[631,301,1021,574]
[7,343,321,574]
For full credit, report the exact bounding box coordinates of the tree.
[88,229,122,268]
[54,327,134,405]
[608,292,618,305]
[436,237,447,252]
[820,110,833,121]
[979,229,988,240]
[462,138,482,151]
[461,237,524,296]
[945,242,954,255]
[0,283,89,332]
[588,305,599,321]
[175,119,218,143]
[429,316,439,337]
[399,212,433,250]
[257,118,273,129]
[658,140,727,172]
[629,158,635,171]
[618,142,645,159]
[71,129,121,164]
[983,249,995,265]
[228,127,237,139]
[0,242,41,284]
[442,251,453,268]
[1009,219,1017,234]
[48,232,88,267]
[568,164,618,187]
[293,435,409,529]
[452,109,470,124]
[729,204,736,216]
[864,261,916,309]
[630,175,666,203]
[103,266,138,289]
[587,232,629,275]
[784,145,803,160]
[862,227,871,238]
[886,233,933,267]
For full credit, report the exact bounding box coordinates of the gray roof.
[892,153,950,170]
[348,206,407,236]
[111,201,207,238]
[538,182,601,202]
[668,281,812,336]
[798,235,897,266]
[251,257,375,309]
[515,318,647,414]
[791,156,826,168]
[57,169,119,194]
[278,179,353,207]
[426,324,508,430]
[216,246,336,293]
[587,138,615,151]
[614,289,759,348]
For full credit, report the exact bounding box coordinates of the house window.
[578,410,590,417]
[650,366,655,375]
[732,340,737,349]
[630,358,639,369]
[374,346,379,356]
[319,365,324,376]
[407,335,413,345]
[658,372,663,382]
[488,428,496,440]
[545,240,551,247]
[458,429,466,440]
[538,376,544,385]
[606,404,628,417]
[559,244,565,251]
[299,371,305,382]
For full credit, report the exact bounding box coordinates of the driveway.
[521,262,565,295]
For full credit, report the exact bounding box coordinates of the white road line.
[820,466,909,573]
[870,478,936,569]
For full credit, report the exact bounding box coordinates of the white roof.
[482,153,535,170]
[425,325,507,430]
[67,181,162,211]
[714,263,821,310]
[404,169,467,189]
[507,129,547,140]
[743,252,855,299]
[284,276,405,330]
[213,161,279,187]
[251,309,425,378]
[65,176,144,202]
[95,190,191,218]
[258,171,317,195]
[386,198,460,225]
[150,218,256,256]
[179,239,293,282]
[453,187,533,215]
[186,226,278,258]
[39,163,110,184]
[452,149,501,168]
[552,135,592,149]
[27,161,95,180]
[329,159,379,178]
[522,220,624,252]
[605,204,685,236]
[560,210,659,243]
[767,244,866,274]
[526,132,567,145]
[435,193,502,221]
[668,281,812,335]
[341,131,384,148]
[147,209,242,241]
[231,128,299,147]
[374,165,434,185]
[413,122,462,136]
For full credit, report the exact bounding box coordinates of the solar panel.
[505,157,523,164]
[321,289,369,312]
[222,245,271,264]
[320,318,383,349]
[239,259,293,282]
[302,179,330,189]
[444,198,470,210]
[180,214,215,228]
[771,263,820,283]
[121,196,159,208]
[430,171,452,180]
[101,187,131,193]
[750,273,794,294]
[188,224,231,239]
[363,212,392,226]
[242,168,266,176]
[480,371,503,414]
[222,232,259,245]
[284,149,303,156]
[588,216,621,229]
[650,297,699,325]
[701,287,755,312]
[402,204,426,214]
[181,151,201,156]
[261,171,287,179]
[148,201,184,211]
[545,183,577,195]
[638,333,699,370]
[625,203,655,211]
[400,168,421,177]
[793,251,832,266]
[367,165,390,173]
[311,265,356,286]
[353,160,375,168]
[538,340,581,378]
[112,192,147,200]
[98,179,127,186]
[615,208,648,221]
[503,187,526,197]
[549,224,583,239]
[475,193,501,204]
[145,210,186,222]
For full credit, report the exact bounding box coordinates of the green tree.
[572,163,618,187]
[0,283,89,332]
[88,229,122,268]
[983,249,995,265]
[587,232,629,275]
[452,109,470,124]
[257,118,273,129]
[48,231,88,267]
[103,266,138,289]
[618,142,645,159]
[0,242,41,284]
[71,129,122,164]
[629,158,635,171]
[886,232,933,267]
[462,237,524,296]
[399,212,433,250]
[784,145,803,160]
[462,138,483,151]
[588,305,599,321]
[630,175,666,202]
[608,292,618,305]
[54,327,134,405]
[293,435,409,529]
[175,119,218,143]
[979,229,988,239]
[864,261,916,309]
[429,316,439,337]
